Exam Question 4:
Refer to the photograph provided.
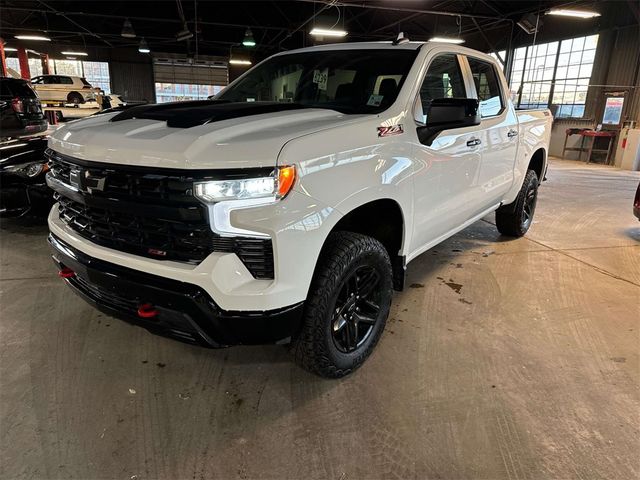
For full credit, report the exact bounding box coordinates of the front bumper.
[49,234,304,347]
[0,181,51,217]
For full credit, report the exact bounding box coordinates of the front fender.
[278,120,415,256]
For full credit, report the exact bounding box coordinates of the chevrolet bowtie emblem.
[69,168,106,193]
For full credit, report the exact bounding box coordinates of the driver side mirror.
[417,98,481,146]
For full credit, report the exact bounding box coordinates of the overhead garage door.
[153,56,228,102]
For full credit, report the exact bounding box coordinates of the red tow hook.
[58,267,76,278]
[137,303,158,319]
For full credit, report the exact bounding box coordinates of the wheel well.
[330,199,406,290]
[528,148,546,183]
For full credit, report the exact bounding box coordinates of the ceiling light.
[547,9,601,18]
[121,18,136,38]
[429,36,465,44]
[138,38,150,53]
[310,28,348,37]
[242,28,256,47]
[14,35,51,41]
[3,47,17,52]
[229,59,252,65]
[61,51,88,56]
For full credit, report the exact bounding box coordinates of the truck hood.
[48,103,371,169]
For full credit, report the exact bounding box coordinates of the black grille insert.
[47,150,275,279]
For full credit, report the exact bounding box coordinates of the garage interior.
[1,1,639,479]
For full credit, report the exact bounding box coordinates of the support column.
[41,53,51,75]
[17,47,30,79]
[0,38,7,77]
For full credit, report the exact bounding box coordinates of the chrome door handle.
[507,129,518,138]
[466,138,481,147]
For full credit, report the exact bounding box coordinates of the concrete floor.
[1,158,639,480]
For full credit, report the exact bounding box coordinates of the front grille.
[47,150,275,279]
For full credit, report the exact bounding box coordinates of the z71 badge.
[377,125,404,137]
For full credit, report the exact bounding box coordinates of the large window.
[552,35,598,118]
[509,34,598,117]
[82,62,111,93]
[154,83,223,103]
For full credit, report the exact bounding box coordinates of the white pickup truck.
[46,41,551,378]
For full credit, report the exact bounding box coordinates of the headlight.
[4,162,49,178]
[194,165,296,204]
[193,165,296,238]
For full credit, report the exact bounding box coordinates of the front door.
[409,53,485,256]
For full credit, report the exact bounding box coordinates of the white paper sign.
[313,68,329,91]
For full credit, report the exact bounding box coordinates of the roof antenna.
[393,32,410,45]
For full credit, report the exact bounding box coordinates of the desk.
[562,129,617,164]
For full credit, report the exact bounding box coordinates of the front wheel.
[495,169,539,237]
[291,231,393,378]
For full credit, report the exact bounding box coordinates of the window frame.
[412,53,471,126]
[462,54,506,119]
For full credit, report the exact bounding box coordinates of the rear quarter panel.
[502,109,552,204]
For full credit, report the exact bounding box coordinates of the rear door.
[462,56,518,207]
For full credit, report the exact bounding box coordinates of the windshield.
[217,49,418,114]
[0,80,37,99]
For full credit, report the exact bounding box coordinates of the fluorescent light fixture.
[3,47,17,52]
[229,59,252,65]
[14,35,51,41]
[547,9,601,18]
[61,51,88,56]
[138,38,150,53]
[429,36,465,44]
[310,28,348,37]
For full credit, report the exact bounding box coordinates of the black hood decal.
[110,100,310,128]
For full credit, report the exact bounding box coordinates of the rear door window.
[59,76,74,85]
[466,57,504,117]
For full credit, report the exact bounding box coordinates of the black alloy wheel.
[331,265,382,353]
[522,184,537,230]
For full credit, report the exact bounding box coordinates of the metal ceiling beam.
[35,0,114,47]
[0,6,291,32]
[292,0,511,23]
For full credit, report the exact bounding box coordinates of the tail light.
[11,97,24,113]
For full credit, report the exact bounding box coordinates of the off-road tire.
[495,169,539,237]
[291,231,393,378]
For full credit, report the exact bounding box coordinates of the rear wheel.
[495,169,539,237]
[67,92,84,106]
[291,231,393,378]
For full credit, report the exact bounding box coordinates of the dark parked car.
[0,77,48,140]
[0,135,52,217]
[634,181,640,220]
